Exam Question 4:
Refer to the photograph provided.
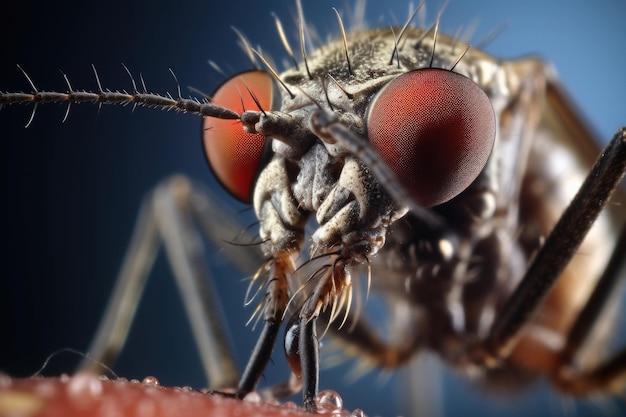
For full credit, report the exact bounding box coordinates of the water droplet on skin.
[243,391,262,403]
[350,408,367,417]
[282,401,299,410]
[67,372,103,398]
[141,376,160,387]
[34,380,58,398]
[130,379,140,384]
[315,389,343,413]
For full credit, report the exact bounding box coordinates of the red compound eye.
[203,70,273,203]
[367,68,496,207]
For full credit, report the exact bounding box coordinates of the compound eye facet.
[203,70,273,203]
[367,68,496,207]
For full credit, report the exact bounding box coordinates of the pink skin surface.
[0,374,313,417]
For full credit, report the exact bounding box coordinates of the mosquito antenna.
[333,7,353,76]
[251,48,295,99]
[296,0,313,80]
[272,12,298,69]
[388,1,424,65]
[326,73,354,100]
[4,67,241,120]
[450,44,472,71]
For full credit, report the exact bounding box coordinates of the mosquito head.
[202,26,497,263]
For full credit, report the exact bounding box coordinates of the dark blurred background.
[1,1,625,416]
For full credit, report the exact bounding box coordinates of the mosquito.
[1,1,625,416]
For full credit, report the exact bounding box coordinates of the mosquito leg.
[152,176,241,389]
[559,222,626,366]
[79,187,161,374]
[482,128,626,363]
[235,253,291,398]
[236,321,281,396]
[554,348,626,395]
[81,175,255,389]
[550,222,626,394]
[299,316,320,411]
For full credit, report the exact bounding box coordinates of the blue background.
[1,1,625,416]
